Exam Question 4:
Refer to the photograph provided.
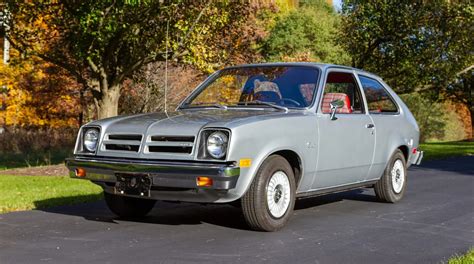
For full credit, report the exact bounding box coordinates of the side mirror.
[330,99,344,120]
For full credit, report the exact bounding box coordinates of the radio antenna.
[162,2,210,114]
[164,20,169,117]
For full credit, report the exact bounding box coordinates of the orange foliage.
[0,49,81,128]
[446,100,473,140]
[0,6,82,128]
[281,51,314,62]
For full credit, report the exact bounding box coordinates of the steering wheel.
[280,98,301,106]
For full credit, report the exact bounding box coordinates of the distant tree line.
[0,0,472,140]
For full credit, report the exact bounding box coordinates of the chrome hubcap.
[274,185,283,203]
[391,159,405,194]
[266,171,291,218]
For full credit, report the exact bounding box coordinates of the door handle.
[366,124,375,129]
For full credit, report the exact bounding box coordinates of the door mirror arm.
[329,99,344,121]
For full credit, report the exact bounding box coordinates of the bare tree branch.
[457,65,474,76]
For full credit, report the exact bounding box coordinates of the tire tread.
[241,155,296,231]
[374,149,407,203]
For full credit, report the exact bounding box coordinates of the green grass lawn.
[420,141,474,160]
[448,248,474,264]
[0,175,103,214]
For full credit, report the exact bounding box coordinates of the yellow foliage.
[0,52,80,128]
[191,74,243,105]
[0,8,82,128]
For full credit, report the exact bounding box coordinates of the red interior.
[321,93,352,114]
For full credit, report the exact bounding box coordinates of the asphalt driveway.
[0,157,473,264]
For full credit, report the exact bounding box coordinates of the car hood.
[90,109,287,137]
[85,108,307,160]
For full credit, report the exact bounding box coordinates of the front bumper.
[65,156,240,201]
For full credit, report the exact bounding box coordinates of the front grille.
[105,144,140,152]
[108,134,142,141]
[148,146,192,154]
[151,136,194,142]
[147,135,195,154]
[103,134,142,152]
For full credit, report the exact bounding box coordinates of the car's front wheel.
[374,149,407,203]
[104,192,156,218]
[241,155,296,232]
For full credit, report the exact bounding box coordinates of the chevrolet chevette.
[66,63,423,231]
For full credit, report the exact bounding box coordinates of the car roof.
[222,62,382,80]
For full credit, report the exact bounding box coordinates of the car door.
[311,69,376,189]
[358,74,402,181]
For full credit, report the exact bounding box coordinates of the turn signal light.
[75,168,87,177]
[196,176,213,187]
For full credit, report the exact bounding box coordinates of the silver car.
[66,63,423,231]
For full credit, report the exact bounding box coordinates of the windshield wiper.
[238,100,288,112]
[181,103,228,110]
[207,103,228,110]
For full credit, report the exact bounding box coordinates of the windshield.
[182,66,320,109]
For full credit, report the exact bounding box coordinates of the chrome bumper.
[65,156,240,190]
[411,150,424,165]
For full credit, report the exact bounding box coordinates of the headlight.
[206,131,228,159]
[83,128,100,152]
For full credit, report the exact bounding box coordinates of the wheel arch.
[271,149,303,189]
[398,145,409,162]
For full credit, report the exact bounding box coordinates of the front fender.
[225,114,317,200]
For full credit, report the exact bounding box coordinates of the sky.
[333,0,343,11]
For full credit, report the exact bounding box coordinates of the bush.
[120,63,205,115]
[0,127,77,169]
[401,93,469,142]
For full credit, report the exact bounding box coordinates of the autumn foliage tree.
[263,0,350,64]
[120,62,204,115]
[340,0,473,134]
[0,48,82,128]
[340,1,473,96]
[5,1,272,119]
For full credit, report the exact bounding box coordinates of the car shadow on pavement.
[36,197,252,230]
[295,189,377,210]
[34,196,117,223]
[35,188,379,231]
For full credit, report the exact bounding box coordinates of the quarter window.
[359,76,398,114]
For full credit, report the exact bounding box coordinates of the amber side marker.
[196,176,213,187]
[75,168,87,178]
[239,158,252,168]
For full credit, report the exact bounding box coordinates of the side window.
[359,76,398,114]
[322,72,364,114]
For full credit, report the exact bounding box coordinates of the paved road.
[0,157,473,264]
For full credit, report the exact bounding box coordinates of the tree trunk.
[96,85,121,119]
[464,74,474,139]
[468,101,474,140]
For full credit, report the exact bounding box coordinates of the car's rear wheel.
[374,149,407,203]
[104,192,156,218]
[241,155,296,232]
